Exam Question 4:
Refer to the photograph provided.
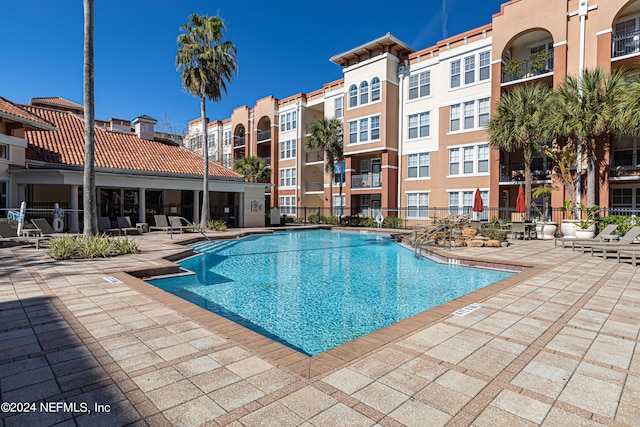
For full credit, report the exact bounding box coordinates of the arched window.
[349,85,358,108]
[371,77,381,102]
[360,81,369,105]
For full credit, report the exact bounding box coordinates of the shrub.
[478,228,507,241]
[47,234,138,260]
[598,215,640,235]
[308,214,327,224]
[383,216,403,229]
[206,219,227,231]
[361,217,377,228]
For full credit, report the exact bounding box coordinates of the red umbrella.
[473,188,484,213]
[515,185,526,213]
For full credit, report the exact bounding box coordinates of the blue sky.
[1,0,505,133]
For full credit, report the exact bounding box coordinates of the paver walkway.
[1,228,639,426]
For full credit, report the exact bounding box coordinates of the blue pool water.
[147,230,513,355]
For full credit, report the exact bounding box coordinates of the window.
[464,56,475,85]
[478,144,489,172]
[478,98,490,127]
[280,111,297,132]
[371,78,381,102]
[280,140,296,159]
[464,102,475,130]
[371,116,380,140]
[407,153,429,178]
[451,60,461,88]
[360,81,369,105]
[0,144,7,160]
[347,116,381,144]
[448,192,459,214]
[223,130,231,147]
[450,98,490,132]
[334,161,346,184]
[280,196,297,216]
[333,194,346,216]
[479,51,490,81]
[449,190,488,217]
[349,121,357,144]
[349,85,358,108]
[359,118,368,142]
[409,71,430,100]
[450,105,461,132]
[449,144,490,176]
[408,112,430,139]
[223,153,231,168]
[335,97,343,118]
[279,167,297,187]
[407,193,429,218]
[449,148,460,175]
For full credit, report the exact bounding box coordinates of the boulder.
[461,228,478,236]
[467,240,485,247]
[454,238,467,247]
[486,239,502,247]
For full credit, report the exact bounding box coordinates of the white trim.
[553,40,568,47]
[596,29,612,36]
[403,147,438,155]
[381,165,398,170]
[405,177,431,182]
[345,147,398,155]
[341,52,400,73]
[439,93,491,108]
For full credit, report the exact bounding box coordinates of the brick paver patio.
[1,228,638,426]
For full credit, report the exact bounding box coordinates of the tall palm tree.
[304,117,343,215]
[551,68,627,207]
[233,156,271,183]
[176,14,237,229]
[83,0,97,237]
[488,83,553,220]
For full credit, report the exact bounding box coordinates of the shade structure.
[516,184,527,213]
[473,188,484,213]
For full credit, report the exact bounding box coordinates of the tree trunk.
[82,0,97,237]
[586,139,596,207]
[523,149,532,221]
[328,172,334,217]
[200,96,210,229]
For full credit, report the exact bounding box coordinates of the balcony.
[610,153,640,177]
[306,151,323,163]
[502,52,554,84]
[305,180,324,193]
[262,156,271,167]
[613,29,640,58]
[351,173,381,189]
[257,129,271,142]
[233,136,245,148]
[499,162,550,183]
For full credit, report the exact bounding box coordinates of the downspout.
[576,0,588,212]
[296,101,300,215]
[397,60,408,212]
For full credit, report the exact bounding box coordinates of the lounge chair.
[616,247,640,266]
[575,226,640,258]
[30,218,66,237]
[150,214,171,233]
[98,217,121,236]
[116,216,141,235]
[168,216,188,233]
[0,221,50,249]
[555,224,619,248]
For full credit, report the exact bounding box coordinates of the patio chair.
[30,218,66,237]
[509,222,528,240]
[555,224,619,248]
[168,216,188,233]
[616,247,640,267]
[150,214,171,233]
[575,226,640,257]
[116,216,141,235]
[0,221,50,249]
[98,217,121,236]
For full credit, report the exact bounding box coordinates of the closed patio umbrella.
[516,185,527,213]
[472,188,483,219]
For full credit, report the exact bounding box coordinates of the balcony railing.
[613,29,640,58]
[233,136,245,147]
[305,180,324,192]
[306,151,324,163]
[610,153,640,176]
[501,52,554,84]
[257,130,271,142]
[261,156,271,167]
[499,162,551,183]
[351,173,381,189]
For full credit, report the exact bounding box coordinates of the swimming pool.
[147,229,513,355]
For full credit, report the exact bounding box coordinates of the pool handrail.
[170,217,211,241]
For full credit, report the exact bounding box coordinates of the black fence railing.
[613,29,640,57]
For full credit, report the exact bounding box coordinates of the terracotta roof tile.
[0,97,56,129]
[30,97,84,111]
[23,106,244,180]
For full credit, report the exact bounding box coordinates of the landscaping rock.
[486,239,501,247]
[461,228,478,236]
[467,240,485,247]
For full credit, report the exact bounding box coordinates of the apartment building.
[186,0,640,220]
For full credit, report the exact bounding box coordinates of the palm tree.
[488,83,553,220]
[551,68,627,207]
[304,117,343,215]
[176,14,237,229]
[233,156,271,183]
[83,0,98,237]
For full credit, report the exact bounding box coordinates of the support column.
[237,192,244,228]
[70,185,79,233]
[17,184,26,204]
[139,188,146,223]
[193,190,200,225]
